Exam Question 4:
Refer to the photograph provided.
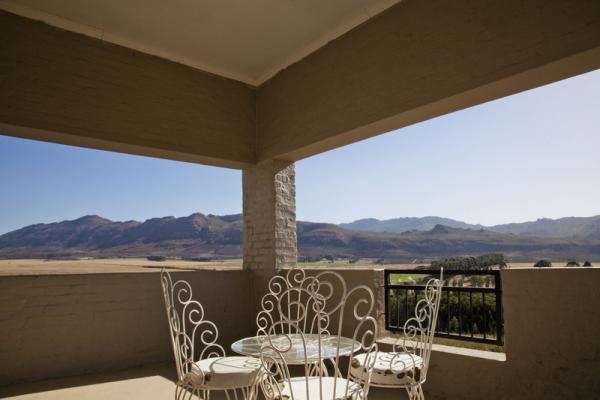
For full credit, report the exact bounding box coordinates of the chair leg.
[175,383,257,400]
[406,384,425,400]
[175,383,193,400]
[175,382,208,400]
[224,386,258,400]
[175,382,186,400]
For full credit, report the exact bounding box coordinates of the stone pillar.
[243,159,297,312]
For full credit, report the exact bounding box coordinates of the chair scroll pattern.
[387,269,443,400]
[161,270,226,387]
[256,268,331,337]
[257,269,379,400]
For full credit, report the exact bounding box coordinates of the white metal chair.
[161,270,262,400]
[257,269,379,400]
[349,270,443,400]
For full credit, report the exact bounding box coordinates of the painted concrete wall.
[497,268,600,399]
[0,270,253,385]
[257,0,600,161]
[0,11,256,169]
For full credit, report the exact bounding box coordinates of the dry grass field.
[299,260,597,269]
[0,258,243,276]
[0,258,596,276]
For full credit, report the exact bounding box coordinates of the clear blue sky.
[1,70,599,234]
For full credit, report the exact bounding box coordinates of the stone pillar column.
[243,159,297,313]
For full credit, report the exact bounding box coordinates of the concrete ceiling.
[0,0,400,85]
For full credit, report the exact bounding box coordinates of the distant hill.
[2,213,600,261]
[340,217,483,233]
[298,223,600,261]
[340,215,600,239]
[488,216,600,238]
[0,213,243,259]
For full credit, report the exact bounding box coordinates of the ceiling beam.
[2,1,600,169]
[0,11,256,169]
[256,0,600,162]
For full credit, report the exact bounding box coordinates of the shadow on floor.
[0,363,177,398]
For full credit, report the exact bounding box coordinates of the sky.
[1,69,599,234]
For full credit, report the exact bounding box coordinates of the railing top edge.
[384,269,501,276]
[386,284,498,292]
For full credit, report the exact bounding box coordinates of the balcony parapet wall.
[0,270,254,385]
[374,267,600,400]
[0,267,598,399]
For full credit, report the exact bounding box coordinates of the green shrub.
[430,253,507,271]
[449,316,460,333]
[534,259,552,268]
[566,261,580,267]
[583,261,593,267]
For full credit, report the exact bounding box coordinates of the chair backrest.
[392,269,443,383]
[256,268,332,337]
[160,270,225,381]
[258,269,378,400]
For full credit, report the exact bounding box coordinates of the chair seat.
[349,352,423,387]
[278,376,363,400]
[185,356,262,389]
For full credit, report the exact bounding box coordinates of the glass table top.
[231,334,360,364]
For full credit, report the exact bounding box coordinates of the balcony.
[1,266,598,399]
[1,1,600,399]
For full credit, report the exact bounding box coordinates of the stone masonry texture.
[242,159,297,277]
[243,159,297,314]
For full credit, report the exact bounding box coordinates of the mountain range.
[340,215,600,239]
[1,214,599,261]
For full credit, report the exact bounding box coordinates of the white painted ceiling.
[0,0,400,85]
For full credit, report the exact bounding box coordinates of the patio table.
[231,334,361,365]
